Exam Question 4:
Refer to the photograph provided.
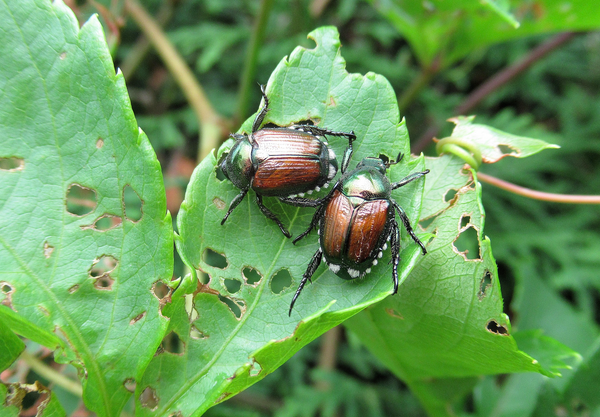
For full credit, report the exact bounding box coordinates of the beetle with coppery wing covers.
[283,140,430,315]
[219,85,356,238]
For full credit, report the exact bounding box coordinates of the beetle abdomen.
[346,200,390,264]
[253,128,323,157]
[321,190,353,259]
[253,157,322,195]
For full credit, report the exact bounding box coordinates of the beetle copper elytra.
[219,85,356,238]
[284,143,430,315]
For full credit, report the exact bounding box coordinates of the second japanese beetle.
[219,85,356,238]
[284,144,429,314]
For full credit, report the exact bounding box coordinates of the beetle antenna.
[385,152,404,169]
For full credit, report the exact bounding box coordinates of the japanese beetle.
[284,145,429,315]
[219,85,356,238]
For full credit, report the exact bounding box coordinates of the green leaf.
[345,155,557,413]
[143,26,428,415]
[0,305,61,349]
[513,329,581,377]
[444,115,560,164]
[369,0,600,67]
[0,320,25,372]
[0,1,173,415]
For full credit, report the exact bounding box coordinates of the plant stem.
[477,172,600,204]
[411,32,576,154]
[120,1,174,82]
[20,350,83,397]
[235,0,275,126]
[124,0,228,163]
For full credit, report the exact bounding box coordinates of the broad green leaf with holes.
[440,115,560,164]
[0,1,173,415]
[369,0,600,68]
[143,26,428,415]
[344,156,573,416]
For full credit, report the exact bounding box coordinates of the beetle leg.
[256,194,292,238]
[251,84,270,134]
[292,125,356,142]
[389,219,401,294]
[392,201,427,255]
[221,188,249,225]
[391,169,430,190]
[292,202,327,245]
[289,249,323,315]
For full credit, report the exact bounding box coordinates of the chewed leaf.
[447,116,560,164]
[145,27,428,416]
[0,2,172,415]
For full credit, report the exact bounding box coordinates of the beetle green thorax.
[220,137,254,190]
[342,163,391,203]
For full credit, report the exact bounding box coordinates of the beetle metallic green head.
[219,135,254,190]
[355,157,387,175]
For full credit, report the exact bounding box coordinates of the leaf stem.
[411,32,576,154]
[19,350,83,397]
[235,0,275,126]
[477,172,600,204]
[124,0,229,163]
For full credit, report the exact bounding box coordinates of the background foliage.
[2,0,600,416]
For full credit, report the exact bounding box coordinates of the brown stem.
[124,0,229,162]
[411,32,576,154]
[478,172,600,204]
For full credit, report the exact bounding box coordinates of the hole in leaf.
[123,378,136,393]
[224,278,241,294]
[218,295,243,319]
[66,184,97,216]
[68,284,79,294]
[419,213,440,230]
[81,214,122,231]
[1,281,14,309]
[498,144,516,155]
[204,249,228,269]
[486,320,509,335]
[213,197,226,210]
[243,267,262,285]
[453,226,481,260]
[96,138,104,148]
[1,282,13,294]
[140,387,159,410]
[270,269,292,294]
[123,185,143,222]
[377,154,391,165]
[190,324,208,340]
[130,312,146,325]
[0,157,24,171]
[444,188,458,204]
[460,215,471,228]
[152,281,170,300]
[250,360,262,377]
[478,270,493,300]
[215,164,227,181]
[43,242,54,258]
[161,331,185,355]
[89,255,118,290]
[59,51,67,60]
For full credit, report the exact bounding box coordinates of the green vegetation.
[1,1,599,416]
